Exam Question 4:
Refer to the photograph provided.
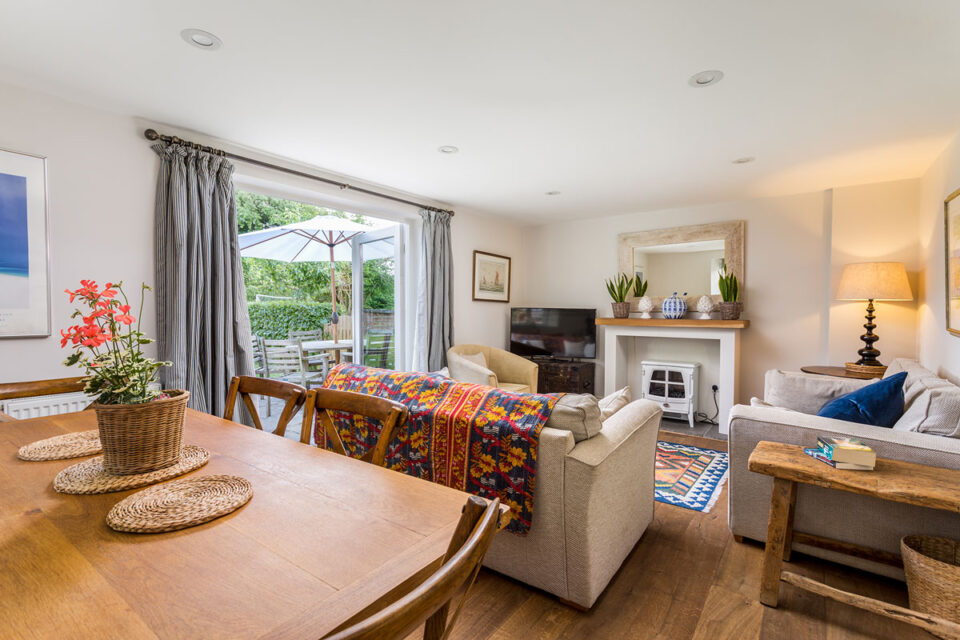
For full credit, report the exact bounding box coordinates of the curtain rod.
[143,128,454,216]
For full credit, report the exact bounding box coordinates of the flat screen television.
[510,308,597,359]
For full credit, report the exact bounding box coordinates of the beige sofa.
[728,359,960,579]
[484,398,662,608]
[447,344,539,393]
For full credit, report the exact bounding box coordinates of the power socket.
[712,384,719,392]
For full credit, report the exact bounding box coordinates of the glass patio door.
[351,225,403,370]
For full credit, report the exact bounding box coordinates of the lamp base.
[844,362,886,379]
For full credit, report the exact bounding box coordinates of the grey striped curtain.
[413,209,453,371]
[152,143,254,415]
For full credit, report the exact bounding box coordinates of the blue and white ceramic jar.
[662,292,688,319]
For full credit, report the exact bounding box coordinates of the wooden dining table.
[0,408,474,639]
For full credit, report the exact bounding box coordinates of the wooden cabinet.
[535,359,595,394]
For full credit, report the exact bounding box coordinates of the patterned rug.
[655,441,729,513]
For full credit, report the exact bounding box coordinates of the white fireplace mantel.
[596,318,749,434]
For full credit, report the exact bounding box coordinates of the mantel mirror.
[617,220,745,310]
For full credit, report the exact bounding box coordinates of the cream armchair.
[447,344,539,393]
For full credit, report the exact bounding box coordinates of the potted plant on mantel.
[60,280,187,476]
[717,266,743,320]
[605,273,632,318]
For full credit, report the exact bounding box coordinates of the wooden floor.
[435,432,933,640]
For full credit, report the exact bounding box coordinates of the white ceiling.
[1,1,959,223]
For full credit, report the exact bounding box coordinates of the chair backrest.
[289,328,321,340]
[262,339,304,378]
[251,335,265,372]
[0,377,88,401]
[224,375,307,436]
[302,388,408,466]
[0,377,90,422]
[363,332,393,368]
[325,495,501,640]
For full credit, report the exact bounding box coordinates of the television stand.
[535,359,595,395]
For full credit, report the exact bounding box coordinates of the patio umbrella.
[238,215,393,341]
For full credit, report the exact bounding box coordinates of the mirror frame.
[945,188,960,337]
[617,220,745,308]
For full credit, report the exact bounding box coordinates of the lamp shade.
[836,262,914,301]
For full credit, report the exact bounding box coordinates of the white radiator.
[1,392,93,420]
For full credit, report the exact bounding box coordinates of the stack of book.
[804,436,876,470]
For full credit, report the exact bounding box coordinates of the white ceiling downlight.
[180,29,223,50]
[688,70,724,87]
[437,145,459,154]
[732,156,756,164]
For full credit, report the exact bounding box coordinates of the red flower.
[114,304,136,325]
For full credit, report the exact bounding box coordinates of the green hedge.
[248,301,333,340]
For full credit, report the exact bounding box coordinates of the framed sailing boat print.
[0,148,50,338]
[472,250,511,303]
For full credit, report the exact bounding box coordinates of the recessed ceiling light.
[437,145,459,154]
[545,191,561,196]
[732,156,756,164]
[180,29,223,50]
[688,70,724,88]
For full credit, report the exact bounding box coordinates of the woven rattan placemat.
[106,474,252,533]
[53,445,209,495]
[18,430,102,461]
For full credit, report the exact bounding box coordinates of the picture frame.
[945,188,960,336]
[472,250,511,303]
[0,147,50,338]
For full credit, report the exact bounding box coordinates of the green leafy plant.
[605,273,632,303]
[717,266,740,302]
[632,274,648,298]
[247,300,334,339]
[60,281,170,405]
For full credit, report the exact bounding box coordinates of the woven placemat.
[106,474,252,533]
[53,445,209,495]
[18,430,102,461]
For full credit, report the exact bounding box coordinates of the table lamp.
[836,262,914,375]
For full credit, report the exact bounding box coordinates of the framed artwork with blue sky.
[0,148,49,337]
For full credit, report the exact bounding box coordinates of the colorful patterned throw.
[317,364,561,534]
[655,441,729,513]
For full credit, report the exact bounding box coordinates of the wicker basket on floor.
[901,535,960,631]
[93,390,189,475]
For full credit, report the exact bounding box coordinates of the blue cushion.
[817,372,907,428]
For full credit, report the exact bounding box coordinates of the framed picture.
[0,148,50,338]
[472,250,511,303]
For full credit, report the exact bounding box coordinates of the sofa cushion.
[764,370,872,414]
[545,393,602,442]
[817,372,907,428]
[460,351,487,367]
[599,386,631,420]
[893,376,960,437]
[447,351,497,386]
[499,382,531,393]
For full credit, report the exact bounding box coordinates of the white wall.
[520,181,922,405]
[918,132,960,382]
[0,81,525,384]
[0,82,157,383]
[450,210,524,350]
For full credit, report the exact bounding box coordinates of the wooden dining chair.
[224,376,307,437]
[324,495,501,640]
[0,377,90,422]
[301,388,407,466]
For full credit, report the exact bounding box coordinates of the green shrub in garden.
[247,300,333,339]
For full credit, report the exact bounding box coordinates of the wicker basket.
[611,302,631,318]
[901,535,960,631]
[93,390,189,476]
[718,301,742,320]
